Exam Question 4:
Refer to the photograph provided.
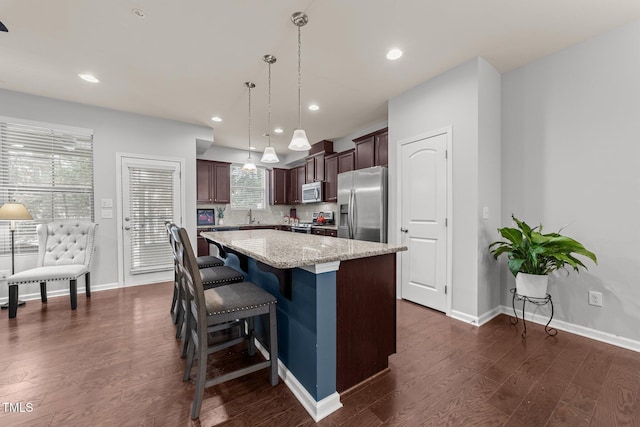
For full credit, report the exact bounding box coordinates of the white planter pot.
[515,273,549,298]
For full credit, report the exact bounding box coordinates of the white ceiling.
[1,1,639,154]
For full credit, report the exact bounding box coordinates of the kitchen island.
[201,229,406,421]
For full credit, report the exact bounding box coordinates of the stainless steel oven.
[291,224,312,233]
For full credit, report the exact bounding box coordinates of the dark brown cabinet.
[197,160,230,204]
[287,165,306,204]
[269,168,288,205]
[312,227,338,237]
[197,235,209,256]
[305,153,326,183]
[324,153,338,202]
[353,128,388,170]
[337,149,355,174]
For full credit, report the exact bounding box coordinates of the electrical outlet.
[588,291,603,307]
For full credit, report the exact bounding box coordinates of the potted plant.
[489,215,597,298]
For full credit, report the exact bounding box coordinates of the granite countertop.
[201,229,407,269]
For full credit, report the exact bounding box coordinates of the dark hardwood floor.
[1,282,639,426]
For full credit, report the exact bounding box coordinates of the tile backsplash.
[197,202,337,226]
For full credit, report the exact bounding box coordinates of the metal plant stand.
[510,288,558,339]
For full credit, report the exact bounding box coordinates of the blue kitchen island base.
[202,230,405,421]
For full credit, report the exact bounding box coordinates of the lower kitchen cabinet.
[197,236,209,256]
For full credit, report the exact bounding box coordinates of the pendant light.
[288,12,311,151]
[242,82,257,172]
[261,54,279,163]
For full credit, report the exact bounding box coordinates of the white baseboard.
[450,305,639,353]
[254,340,343,421]
[477,306,503,326]
[0,282,120,304]
[499,305,640,353]
[450,310,480,325]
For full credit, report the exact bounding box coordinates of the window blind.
[230,164,266,210]
[128,167,174,274]
[0,120,94,255]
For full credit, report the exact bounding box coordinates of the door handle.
[124,226,131,230]
[400,227,408,233]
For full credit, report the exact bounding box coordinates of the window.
[0,118,94,254]
[230,164,266,210]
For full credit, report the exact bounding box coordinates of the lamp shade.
[242,157,257,172]
[0,203,32,221]
[260,146,279,163]
[288,129,311,151]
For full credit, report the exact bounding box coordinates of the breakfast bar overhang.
[201,229,406,421]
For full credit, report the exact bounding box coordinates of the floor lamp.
[0,203,33,309]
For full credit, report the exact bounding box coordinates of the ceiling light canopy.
[386,48,403,60]
[242,82,257,172]
[288,12,311,152]
[78,73,99,83]
[261,54,279,164]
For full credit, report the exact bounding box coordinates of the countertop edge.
[201,230,407,270]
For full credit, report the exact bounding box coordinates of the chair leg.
[70,279,77,310]
[247,317,256,356]
[171,268,178,319]
[184,335,195,382]
[85,272,91,297]
[191,341,208,420]
[269,305,278,386]
[8,285,18,319]
[40,282,48,303]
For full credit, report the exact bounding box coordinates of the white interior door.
[120,156,182,287]
[400,131,449,312]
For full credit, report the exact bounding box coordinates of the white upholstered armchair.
[7,221,98,318]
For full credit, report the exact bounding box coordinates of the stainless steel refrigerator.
[337,166,388,243]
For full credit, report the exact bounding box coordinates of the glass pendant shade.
[242,156,257,171]
[288,128,311,151]
[261,146,279,163]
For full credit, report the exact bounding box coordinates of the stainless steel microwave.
[302,181,323,203]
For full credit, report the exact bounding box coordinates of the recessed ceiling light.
[78,73,99,83]
[386,49,403,60]
[274,128,283,134]
[211,116,222,122]
[132,9,146,18]
[308,104,319,111]
[250,146,256,150]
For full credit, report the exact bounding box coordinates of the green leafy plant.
[489,215,597,277]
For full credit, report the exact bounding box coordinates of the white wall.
[0,88,211,297]
[501,20,640,341]
[477,58,502,317]
[389,58,482,317]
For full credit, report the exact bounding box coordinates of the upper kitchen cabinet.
[196,160,230,203]
[306,153,326,183]
[269,168,288,205]
[287,165,306,204]
[337,149,355,174]
[353,128,388,170]
[305,140,334,183]
[324,153,338,202]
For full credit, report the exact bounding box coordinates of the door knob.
[124,226,131,230]
[400,227,408,233]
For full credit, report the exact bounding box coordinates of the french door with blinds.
[120,155,182,286]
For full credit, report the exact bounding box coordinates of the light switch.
[101,199,113,208]
[101,209,113,219]
[482,207,489,219]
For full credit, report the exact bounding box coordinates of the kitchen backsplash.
[198,202,338,226]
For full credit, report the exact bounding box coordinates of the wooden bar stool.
[176,227,278,420]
